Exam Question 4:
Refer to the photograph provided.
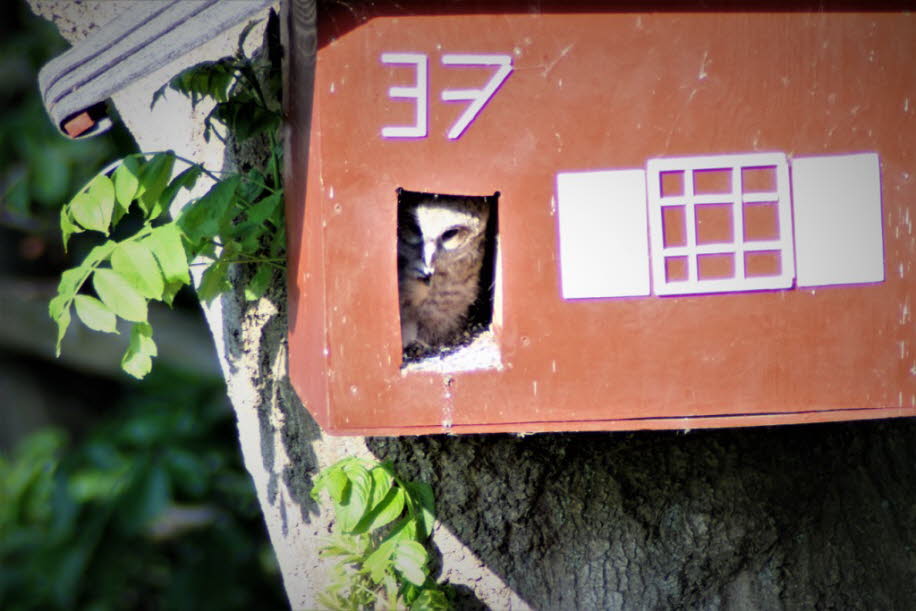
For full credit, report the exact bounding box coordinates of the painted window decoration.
[556,152,884,300]
[647,153,794,296]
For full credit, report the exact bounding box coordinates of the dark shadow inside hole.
[396,189,499,364]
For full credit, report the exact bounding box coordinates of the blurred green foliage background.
[1,4,286,609]
[1,370,286,610]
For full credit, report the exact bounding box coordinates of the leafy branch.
[311,458,452,610]
[49,17,284,379]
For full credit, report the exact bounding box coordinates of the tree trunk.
[370,422,916,609]
[30,2,916,609]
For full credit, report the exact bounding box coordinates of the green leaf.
[137,152,175,218]
[266,148,281,185]
[350,466,403,535]
[50,251,113,355]
[145,223,191,286]
[410,589,451,611]
[269,224,286,258]
[60,206,82,251]
[52,268,85,315]
[217,100,280,142]
[69,174,115,234]
[364,539,397,584]
[121,349,152,379]
[196,262,231,304]
[158,164,203,212]
[318,533,369,563]
[395,517,419,544]
[178,175,241,244]
[112,157,141,215]
[238,169,266,204]
[368,464,395,506]
[245,190,282,225]
[50,300,71,357]
[311,465,349,504]
[393,541,429,587]
[160,281,184,307]
[48,292,69,327]
[49,239,120,353]
[93,268,148,323]
[356,487,405,535]
[73,295,118,334]
[129,322,157,357]
[82,240,119,270]
[405,481,436,540]
[169,59,235,106]
[55,239,118,300]
[366,467,394,510]
[111,240,165,300]
[338,462,372,533]
[244,265,274,301]
[231,220,266,253]
[120,322,158,377]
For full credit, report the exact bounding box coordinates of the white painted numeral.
[381,53,428,138]
[380,52,513,140]
[440,54,513,140]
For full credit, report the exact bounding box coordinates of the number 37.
[381,52,513,140]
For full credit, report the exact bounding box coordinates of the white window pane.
[791,153,884,287]
[556,170,650,299]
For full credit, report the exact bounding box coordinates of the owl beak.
[410,243,434,283]
[413,262,433,283]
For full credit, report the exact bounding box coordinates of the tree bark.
[370,422,916,609]
[30,2,916,609]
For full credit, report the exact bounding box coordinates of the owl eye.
[440,226,467,247]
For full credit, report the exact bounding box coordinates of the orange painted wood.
[286,4,916,435]
[63,111,94,138]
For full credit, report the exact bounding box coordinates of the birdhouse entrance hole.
[396,189,501,372]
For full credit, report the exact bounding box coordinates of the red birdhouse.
[285,2,915,435]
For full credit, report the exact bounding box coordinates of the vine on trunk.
[311,457,451,610]
[50,19,284,379]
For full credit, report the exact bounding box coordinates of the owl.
[397,193,492,350]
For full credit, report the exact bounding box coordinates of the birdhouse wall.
[286,3,916,435]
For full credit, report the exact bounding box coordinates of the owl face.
[398,197,489,281]
[397,192,494,350]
